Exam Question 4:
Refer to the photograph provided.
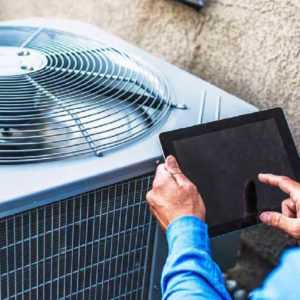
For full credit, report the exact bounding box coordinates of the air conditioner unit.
[0,18,257,300]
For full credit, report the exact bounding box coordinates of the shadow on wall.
[0,0,299,150]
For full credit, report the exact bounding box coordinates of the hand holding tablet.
[258,173,300,239]
[160,108,300,236]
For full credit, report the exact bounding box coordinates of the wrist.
[166,215,211,254]
[170,211,205,225]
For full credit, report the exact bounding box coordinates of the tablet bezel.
[159,108,300,236]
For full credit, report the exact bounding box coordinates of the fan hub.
[0,47,47,76]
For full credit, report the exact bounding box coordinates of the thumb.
[153,163,176,188]
[165,155,190,187]
[165,155,182,174]
[260,211,300,238]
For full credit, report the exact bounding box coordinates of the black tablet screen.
[173,118,295,229]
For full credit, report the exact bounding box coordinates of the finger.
[282,199,296,218]
[149,206,167,231]
[258,174,300,197]
[165,155,190,187]
[259,211,300,238]
[152,163,176,188]
[296,201,300,218]
[146,190,154,205]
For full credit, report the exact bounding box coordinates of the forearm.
[161,216,231,300]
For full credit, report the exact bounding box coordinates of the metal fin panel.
[0,173,155,299]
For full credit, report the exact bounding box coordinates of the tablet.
[160,108,300,236]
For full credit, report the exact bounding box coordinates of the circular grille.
[0,26,173,163]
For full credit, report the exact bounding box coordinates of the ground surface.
[1,0,299,291]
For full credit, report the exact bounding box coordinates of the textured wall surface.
[0,0,299,149]
[1,0,299,290]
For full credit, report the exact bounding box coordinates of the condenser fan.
[0,26,172,163]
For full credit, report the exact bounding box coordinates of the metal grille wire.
[0,26,172,163]
[0,173,155,299]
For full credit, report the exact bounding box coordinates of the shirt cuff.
[166,215,211,255]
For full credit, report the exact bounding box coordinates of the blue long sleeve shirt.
[161,216,300,300]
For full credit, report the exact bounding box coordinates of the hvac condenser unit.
[0,19,256,300]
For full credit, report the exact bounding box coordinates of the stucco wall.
[1,0,299,149]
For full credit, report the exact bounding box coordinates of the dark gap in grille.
[0,173,155,300]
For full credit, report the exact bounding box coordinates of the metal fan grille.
[0,26,172,163]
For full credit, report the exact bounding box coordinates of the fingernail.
[166,155,178,169]
[258,173,269,181]
[259,212,271,223]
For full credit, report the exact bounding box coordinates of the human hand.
[258,173,300,239]
[146,155,206,231]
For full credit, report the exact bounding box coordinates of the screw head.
[20,65,34,71]
[18,50,30,56]
[172,103,188,110]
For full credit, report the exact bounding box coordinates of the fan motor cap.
[0,47,47,76]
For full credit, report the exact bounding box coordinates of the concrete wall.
[1,0,300,149]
